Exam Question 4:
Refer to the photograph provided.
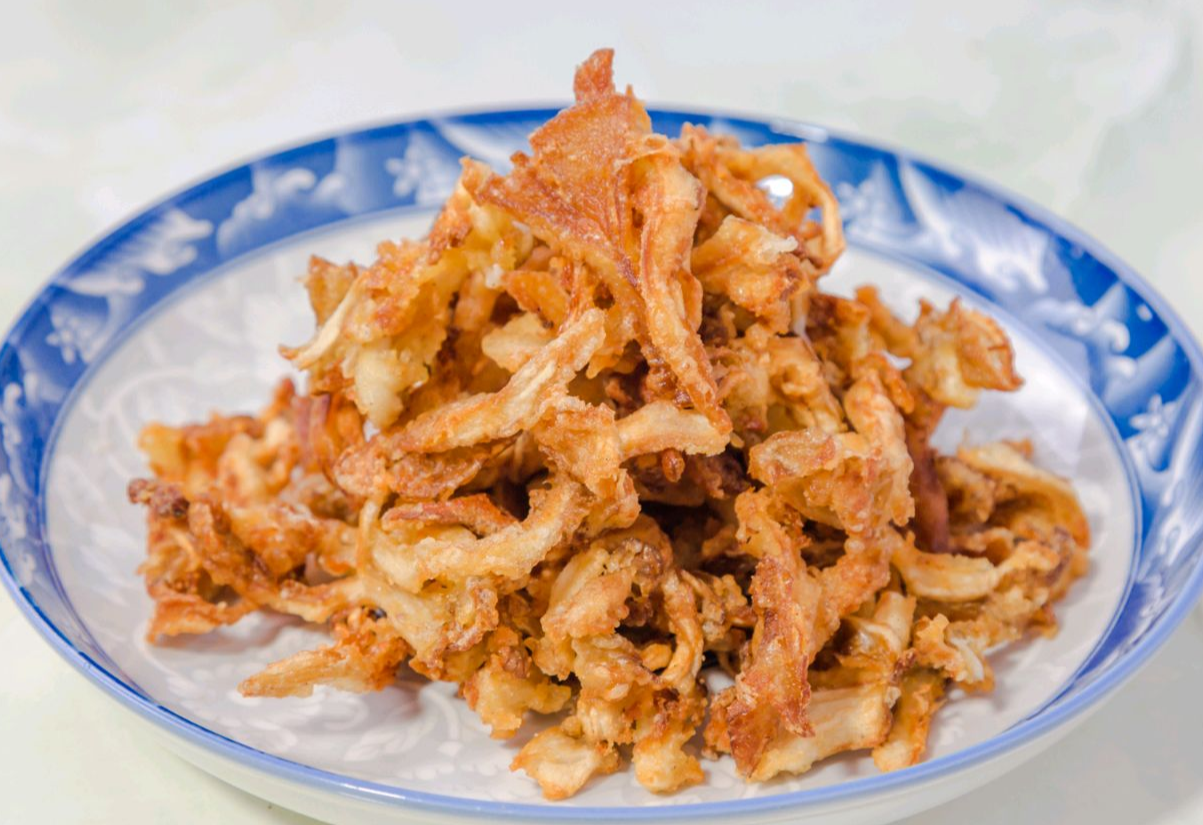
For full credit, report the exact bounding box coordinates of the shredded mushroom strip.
[129,49,1091,799]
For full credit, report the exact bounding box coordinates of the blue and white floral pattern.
[1,108,1202,821]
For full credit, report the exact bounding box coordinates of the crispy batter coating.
[130,49,1091,798]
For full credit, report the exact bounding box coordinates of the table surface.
[3,2,1203,823]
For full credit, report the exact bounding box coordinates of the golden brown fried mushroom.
[130,48,1091,800]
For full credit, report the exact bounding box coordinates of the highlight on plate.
[128,49,1091,800]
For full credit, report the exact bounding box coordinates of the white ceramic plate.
[3,108,1202,825]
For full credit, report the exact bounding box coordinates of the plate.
[2,108,1202,825]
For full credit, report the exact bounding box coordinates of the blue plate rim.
[1,103,1201,821]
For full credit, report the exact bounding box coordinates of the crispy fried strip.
[396,307,606,452]
[616,400,728,459]
[371,474,588,591]
[872,669,948,771]
[511,724,621,800]
[462,627,572,738]
[713,491,819,775]
[240,611,410,698]
[959,441,1090,547]
[380,494,518,536]
[632,150,730,431]
[692,216,804,333]
[749,683,899,781]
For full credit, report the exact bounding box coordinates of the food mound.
[129,49,1090,799]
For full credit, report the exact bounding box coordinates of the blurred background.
[2,1,1201,823]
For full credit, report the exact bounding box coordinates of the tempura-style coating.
[130,49,1091,799]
